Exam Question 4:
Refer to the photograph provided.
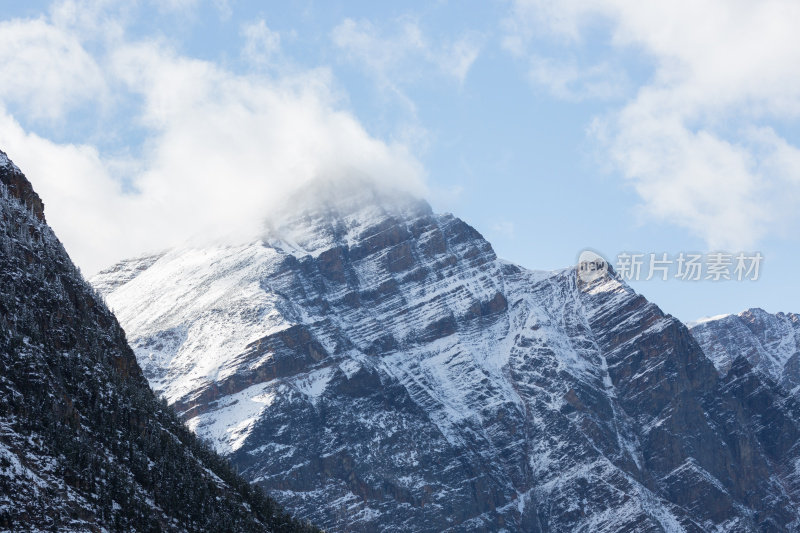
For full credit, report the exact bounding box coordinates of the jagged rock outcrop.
[96,181,800,532]
[0,149,318,532]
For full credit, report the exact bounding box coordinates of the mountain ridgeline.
[690,309,800,393]
[0,150,318,532]
[95,182,800,532]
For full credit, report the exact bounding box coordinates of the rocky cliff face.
[0,149,317,532]
[690,309,800,393]
[95,183,800,532]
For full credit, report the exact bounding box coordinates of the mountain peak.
[263,174,434,256]
[96,201,800,530]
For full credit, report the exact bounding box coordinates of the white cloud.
[528,55,627,101]
[0,108,139,268]
[48,0,129,38]
[152,0,198,14]
[241,19,281,65]
[331,17,482,87]
[439,34,483,83]
[507,0,800,248]
[0,8,426,275]
[213,0,233,20]
[0,17,107,120]
[330,17,482,155]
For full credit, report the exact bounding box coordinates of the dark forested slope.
[0,149,319,533]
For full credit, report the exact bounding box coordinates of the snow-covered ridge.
[92,253,164,294]
[685,313,731,328]
[103,244,297,402]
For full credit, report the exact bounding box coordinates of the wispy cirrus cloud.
[330,16,483,154]
[527,54,628,101]
[331,17,483,90]
[241,18,281,65]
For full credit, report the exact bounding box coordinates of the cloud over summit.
[0,3,426,274]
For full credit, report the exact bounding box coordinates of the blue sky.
[0,0,798,322]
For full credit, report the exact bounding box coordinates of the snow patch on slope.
[105,243,295,403]
[186,382,277,455]
[293,367,335,404]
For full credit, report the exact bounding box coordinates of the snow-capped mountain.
[690,309,800,393]
[0,149,317,532]
[95,181,800,532]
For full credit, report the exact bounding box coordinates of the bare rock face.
[0,150,317,532]
[96,182,800,532]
